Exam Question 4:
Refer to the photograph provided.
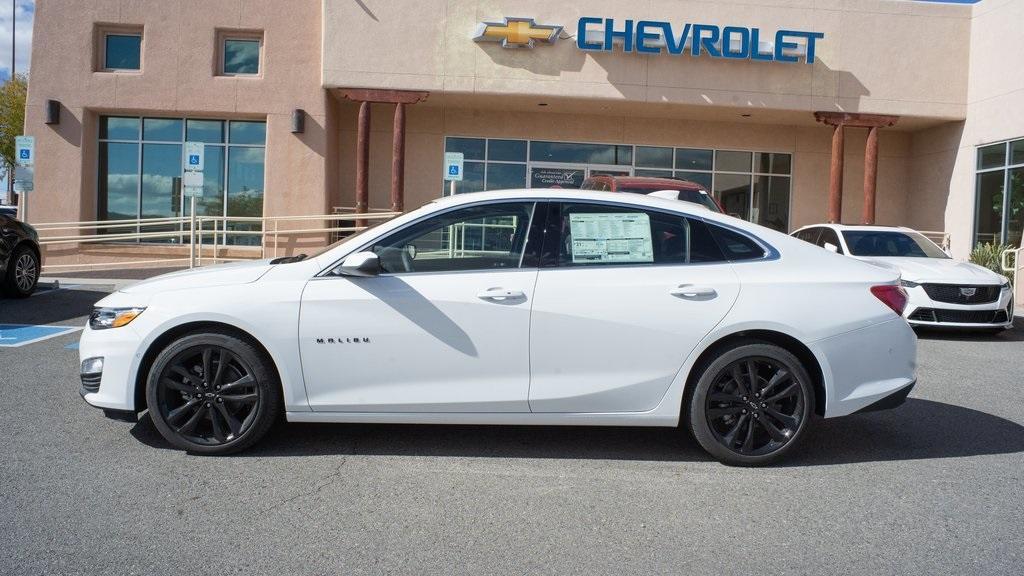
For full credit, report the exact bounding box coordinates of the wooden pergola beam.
[813,112,899,128]
[335,88,429,105]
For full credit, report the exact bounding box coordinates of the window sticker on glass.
[569,212,654,264]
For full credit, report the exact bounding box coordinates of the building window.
[98,116,267,246]
[442,137,792,232]
[218,30,263,75]
[96,25,143,71]
[974,138,1024,247]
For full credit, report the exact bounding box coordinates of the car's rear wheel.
[146,331,281,454]
[2,246,40,298]
[686,342,814,466]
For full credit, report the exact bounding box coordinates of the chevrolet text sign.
[577,18,824,63]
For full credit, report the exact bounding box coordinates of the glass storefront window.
[753,176,791,232]
[634,169,673,179]
[445,137,485,160]
[487,139,527,162]
[675,148,713,171]
[754,152,792,175]
[530,141,630,165]
[675,171,712,190]
[974,137,1024,247]
[715,150,753,173]
[486,163,527,190]
[714,173,752,220]
[98,116,267,246]
[636,146,672,169]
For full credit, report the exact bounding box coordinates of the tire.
[146,330,282,455]
[686,341,814,466]
[2,245,40,298]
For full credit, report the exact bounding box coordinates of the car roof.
[430,188,715,213]
[590,176,706,190]
[794,223,913,233]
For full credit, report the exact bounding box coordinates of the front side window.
[367,202,535,273]
[842,231,948,258]
[545,203,725,267]
[103,33,142,70]
[817,228,844,254]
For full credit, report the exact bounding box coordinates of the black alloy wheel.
[147,331,281,454]
[687,342,814,466]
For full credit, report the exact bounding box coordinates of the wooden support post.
[862,126,879,225]
[391,102,406,213]
[828,124,845,224]
[355,100,371,227]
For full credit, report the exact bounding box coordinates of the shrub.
[970,242,1014,284]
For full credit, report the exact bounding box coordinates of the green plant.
[970,242,1014,284]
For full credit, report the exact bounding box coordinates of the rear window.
[707,224,768,261]
[617,186,720,212]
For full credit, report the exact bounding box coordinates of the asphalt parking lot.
[1,285,1022,575]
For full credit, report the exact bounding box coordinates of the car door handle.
[669,284,718,300]
[477,287,526,301]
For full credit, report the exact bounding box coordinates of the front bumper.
[78,323,145,412]
[903,285,1013,329]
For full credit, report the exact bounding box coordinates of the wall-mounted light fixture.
[291,108,305,134]
[45,99,61,124]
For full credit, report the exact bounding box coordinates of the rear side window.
[542,202,725,267]
[707,224,768,261]
[816,228,844,254]
[794,228,820,244]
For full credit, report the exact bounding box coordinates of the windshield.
[307,219,387,259]
[618,187,721,212]
[842,230,949,258]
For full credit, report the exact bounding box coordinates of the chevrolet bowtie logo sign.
[473,17,562,49]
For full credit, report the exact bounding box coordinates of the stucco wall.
[323,0,971,121]
[335,101,912,231]
[24,0,329,230]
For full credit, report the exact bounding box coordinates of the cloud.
[0,1,34,80]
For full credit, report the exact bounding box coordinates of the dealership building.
[19,0,1024,266]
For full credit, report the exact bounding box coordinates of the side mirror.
[338,251,380,277]
[823,242,839,253]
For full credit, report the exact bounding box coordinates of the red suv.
[580,176,721,212]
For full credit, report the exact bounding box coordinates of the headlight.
[899,279,920,288]
[89,307,146,330]
[1001,278,1011,290]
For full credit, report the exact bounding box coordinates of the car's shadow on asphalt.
[128,398,1024,467]
[0,287,103,325]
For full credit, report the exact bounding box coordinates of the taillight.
[871,285,908,316]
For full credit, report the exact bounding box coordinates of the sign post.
[183,142,205,267]
[13,136,34,221]
[443,152,464,196]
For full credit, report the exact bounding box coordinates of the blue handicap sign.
[188,154,200,165]
[0,324,81,348]
[448,165,460,176]
[19,149,30,159]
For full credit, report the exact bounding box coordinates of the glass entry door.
[587,167,631,178]
[529,165,586,189]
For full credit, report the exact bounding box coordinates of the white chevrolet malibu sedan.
[80,190,917,466]
[792,224,1013,332]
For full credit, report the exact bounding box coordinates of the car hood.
[118,259,275,296]
[853,256,1005,284]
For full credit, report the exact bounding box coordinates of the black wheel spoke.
[761,368,789,397]
[167,398,202,425]
[169,366,201,388]
[765,406,799,430]
[221,392,258,405]
[730,366,749,396]
[766,382,799,403]
[201,349,213,384]
[208,406,228,443]
[212,349,228,387]
[161,377,194,394]
[176,406,205,435]
[759,415,791,442]
[214,403,243,437]
[707,406,743,419]
[722,414,749,447]
[220,374,254,393]
[709,392,742,404]
[746,361,759,395]
[741,417,755,452]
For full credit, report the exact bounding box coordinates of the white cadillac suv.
[80,190,917,466]
[792,224,1013,332]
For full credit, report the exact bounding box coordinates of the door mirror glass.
[823,242,839,253]
[338,251,380,277]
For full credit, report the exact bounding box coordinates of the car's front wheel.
[146,330,281,454]
[686,341,814,466]
[2,245,40,298]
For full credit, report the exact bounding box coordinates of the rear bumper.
[852,380,915,414]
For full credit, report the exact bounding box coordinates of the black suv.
[1,212,41,297]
